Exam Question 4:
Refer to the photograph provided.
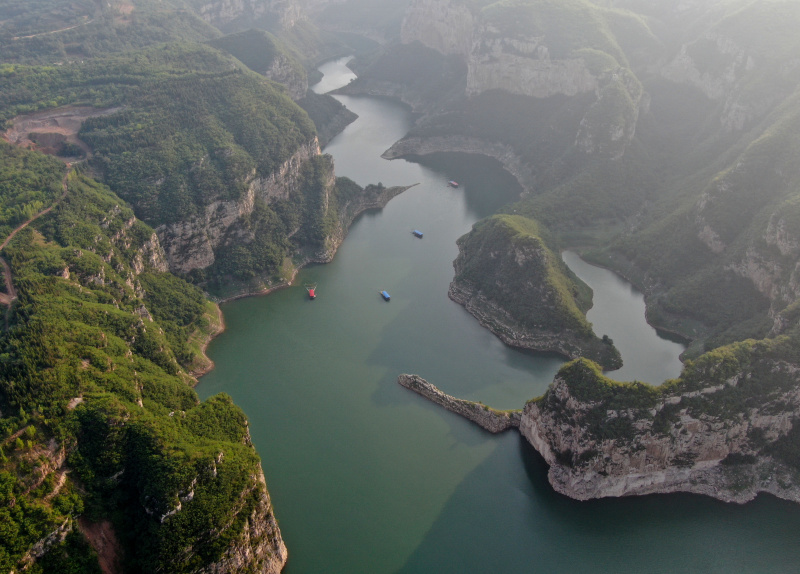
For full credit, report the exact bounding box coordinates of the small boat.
[380,290,391,301]
[448,180,459,188]
[305,283,317,300]
[412,230,423,238]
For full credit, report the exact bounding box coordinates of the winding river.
[197,57,800,573]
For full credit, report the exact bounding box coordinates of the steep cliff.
[660,1,800,133]
[521,350,800,503]
[357,0,646,161]
[401,0,474,56]
[190,462,287,574]
[210,29,308,100]
[191,0,304,30]
[0,135,288,573]
[449,214,622,369]
[156,139,323,275]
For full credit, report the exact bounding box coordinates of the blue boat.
[380,290,391,301]
[412,230,423,238]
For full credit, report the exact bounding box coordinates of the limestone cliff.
[193,0,306,29]
[265,53,309,101]
[659,2,800,132]
[156,139,323,274]
[520,354,800,503]
[195,469,287,574]
[448,215,622,370]
[401,0,474,56]
[406,341,800,505]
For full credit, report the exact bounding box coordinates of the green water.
[197,57,800,573]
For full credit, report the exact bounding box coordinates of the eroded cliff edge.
[522,354,800,503]
[403,334,800,504]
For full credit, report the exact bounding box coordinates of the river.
[197,57,800,573]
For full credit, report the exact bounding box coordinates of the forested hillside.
[0,142,285,572]
[0,1,379,571]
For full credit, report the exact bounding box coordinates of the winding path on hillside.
[0,166,71,307]
[11,20,94,41]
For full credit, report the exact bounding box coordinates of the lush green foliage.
[0,0,219,64]
[453,214,621,368]
[0,144,266,572]
[542,328,800,450]
[0,141,65,239]
[0,42,316,225]
[297,90,358,147]
[209,28,303,78]
[455,215,591,333]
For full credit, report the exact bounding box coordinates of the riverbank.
[191,182,416,378]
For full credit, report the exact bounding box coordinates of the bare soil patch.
[3,106,122,159]
[78,518,123,574]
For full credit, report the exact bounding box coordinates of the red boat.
[305,283,317,300]
[448,180,459,188]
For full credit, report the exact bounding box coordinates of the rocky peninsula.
[406,341,800,505]
[398,374,520,433]
[449,214,622,370]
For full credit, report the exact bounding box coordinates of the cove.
[197,57,800,573]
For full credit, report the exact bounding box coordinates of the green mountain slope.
[0,142,285,572]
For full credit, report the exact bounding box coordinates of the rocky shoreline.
[405,357,800,505]
[448,281,611,365]
[382,134,536,194]
[398,374,521,433]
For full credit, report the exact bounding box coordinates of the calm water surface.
[198,57,800,573]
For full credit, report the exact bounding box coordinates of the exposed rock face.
[401,0,474,56]
[398,374,521,433]
[317,183,414,264]
[661,31,761,132]
[195,0,270,27]
[264,54,308,101]
[382,135,535,193]
[448,281,603,364]
[398,0,643,159]
[520,357,800,503]
[196,469,288,574]
[18,519,73,569]
[156,139,322,274]
[194,0,307,29]
[467,34,596,98]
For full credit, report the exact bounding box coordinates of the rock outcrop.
[318,183,415,264]
[398,374,520,433]
[193,0,307,29]
[390,0,645,159]
[264,53,308,101]
[409,346,800,505]
[196,469,287,574]
[520,356,800,503]
[382,135,535,193]
[156,139,323,274]
[401,0,474,56]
